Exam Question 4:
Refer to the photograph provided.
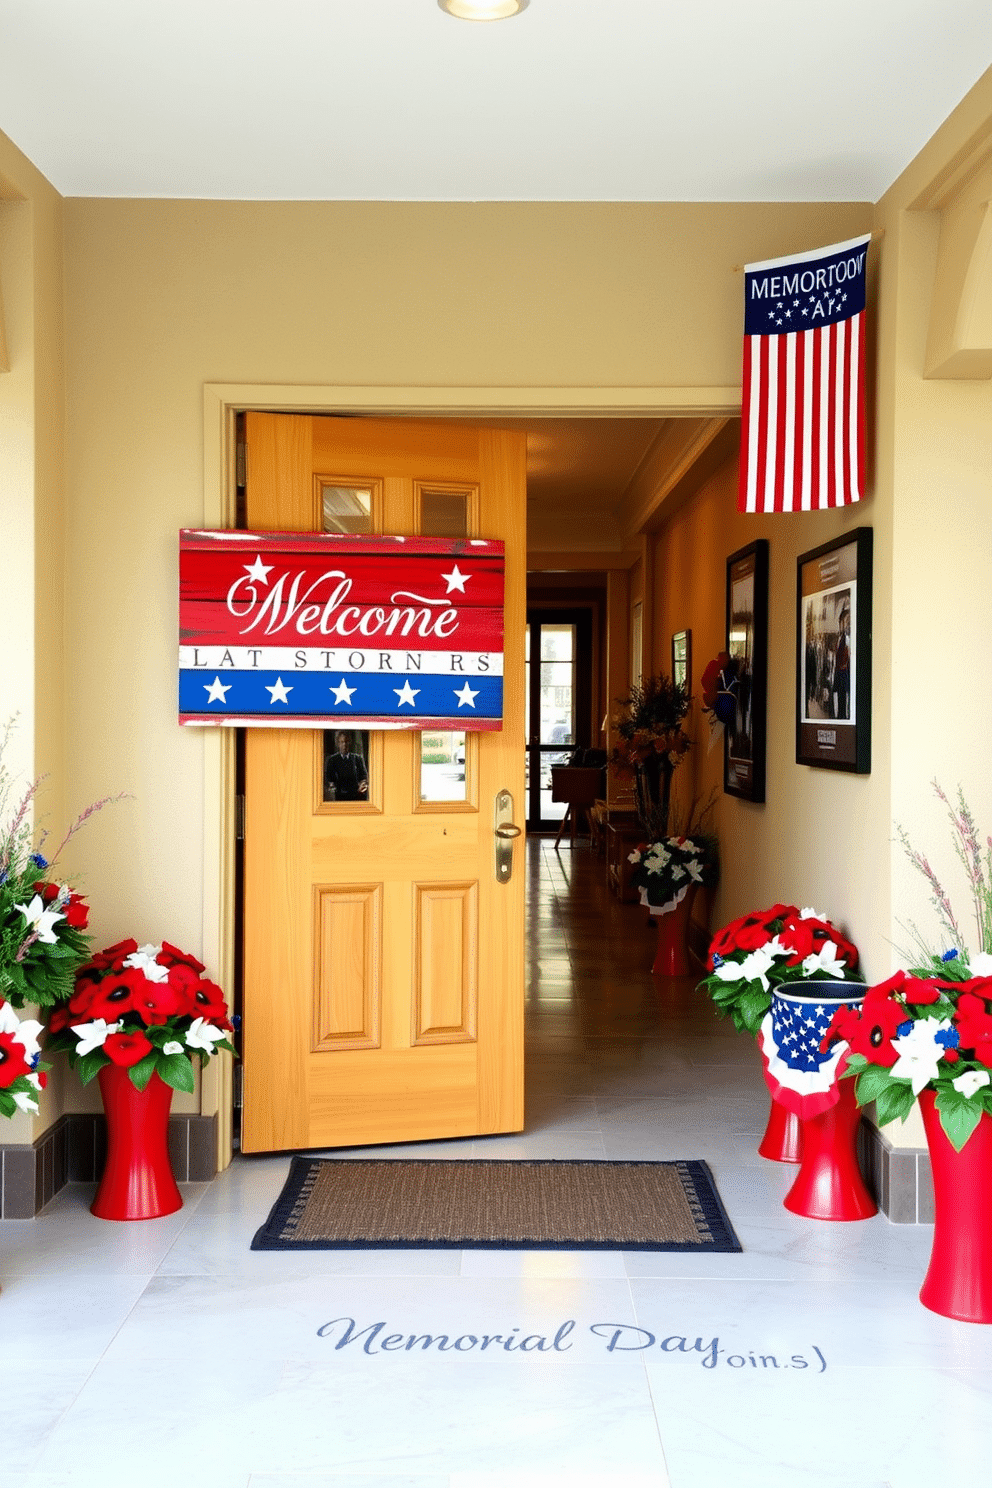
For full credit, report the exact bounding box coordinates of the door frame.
[201,381,739,1168]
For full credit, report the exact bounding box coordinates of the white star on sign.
[204,676,232,705]
[394,680,420,708]
[330,678,356,705]
[454,682,479,708]
[265,677,292,704]
[244,555,272,584]
[440,564,469,594]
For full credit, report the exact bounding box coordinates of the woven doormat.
[251,1157,742,1252]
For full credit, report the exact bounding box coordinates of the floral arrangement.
[609,674,691,836]
[823,970,992,1151]
[700,651,740,728]
[822,783,992,1150]
[0,998,48,1117]
[697,903,861,1035]
[47,939,235,1093]
[628,834,719,915]
[1,716,122,1013]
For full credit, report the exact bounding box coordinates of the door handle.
[494,790,522,883]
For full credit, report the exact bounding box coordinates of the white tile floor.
[3,839,991,1487]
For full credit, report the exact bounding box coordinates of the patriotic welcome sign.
[739,233,871,514]
[179,530,504,729]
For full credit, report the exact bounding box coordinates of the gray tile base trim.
[1,1112,217,1218]
[859,1119,934,1224]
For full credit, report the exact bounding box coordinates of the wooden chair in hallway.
[550,765,603,847]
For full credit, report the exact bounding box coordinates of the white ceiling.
[1,1,990,202]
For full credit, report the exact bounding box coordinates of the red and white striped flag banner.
[739,234,871,513]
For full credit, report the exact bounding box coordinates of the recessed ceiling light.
[439,0,529,19]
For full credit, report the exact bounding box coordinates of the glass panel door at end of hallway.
[525,609,594,832]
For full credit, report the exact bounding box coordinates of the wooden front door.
[241,412,526,1152]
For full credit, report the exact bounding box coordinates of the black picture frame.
[724,540,768,802]
[671,629,691,695]
[796,527,872,773]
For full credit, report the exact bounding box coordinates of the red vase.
[651,889,697,977]
[759,1094,803,1163]
[918,1090,992,1323]
[783,1078,877,1221]
[91,1064,183,1221]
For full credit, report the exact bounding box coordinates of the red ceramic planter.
[91,1064,183,1221]
[919,1089,992,1324]
[759,1094,803,1164]
[783,1078,877,1221]
[651,889,697,978]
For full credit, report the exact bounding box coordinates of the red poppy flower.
[0,1032,33,1088]
[68,976,106,1017]
[843,986,907,1066]
[820,1002,862,1051]
[954,992,992,1067]
[130,982,183,1026]
[779,917,858,970]
[81,969,145,1023]
[90,938,139,971]
[48,1007,72,1035]
[64,894,90,929]
[103,1030,153,1067]
[188,979,232,1027]
[159,941,206,974]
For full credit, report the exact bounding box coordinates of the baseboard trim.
[858,1119,934,1224]
[0,1112,218,1219]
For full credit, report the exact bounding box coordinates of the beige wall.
[649,446,892,982]
[0,134,68,1138]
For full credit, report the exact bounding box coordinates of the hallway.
[4,839,992,1487]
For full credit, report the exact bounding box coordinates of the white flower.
[0,1001,21,1036]
[952,1069,992,1099]
[123,945,170,983]
[889,1018,955,1096]
[162,1040,184,1056]
[671,863,686,881]
[14,894,65,944]
[644,844,671,873]
[71,1019,120,1057]
[686,858,705,883]
[799,906,828,921]
[627,848,642,864]
[800,942,848,980]
[12,1089,40,1114]
[185,1017,226,1054]
[968,952,992,976]
[712,938,789,992]
[11,1018,44,1059]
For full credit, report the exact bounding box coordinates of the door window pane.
[322,485,373,534]
[420,489,468,537]
[323,729,371,803]
[419,731,468,803]
[539,624,576,747]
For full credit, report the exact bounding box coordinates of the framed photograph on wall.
[724,540,769,802]
[796,527,872,773]
[671,629,691,694]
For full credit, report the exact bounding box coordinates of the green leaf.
[873,1079,916,1128]
[128,1052,158,1092]
[853,1063,896,1106]
[76,1048,107,1085]
[934,1088,984,1152]
[156,1052,196,1093]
